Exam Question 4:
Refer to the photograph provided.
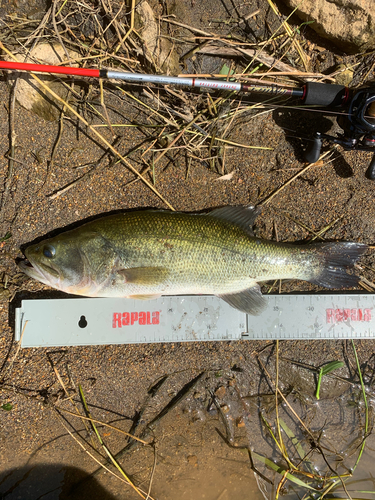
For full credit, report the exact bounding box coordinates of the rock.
[5,44,81,121]
[214,385,226,399]
[333,64,354,86]
[220,404,230,414]
[186,455,198,466]
[135,1,179,74]
[0,0,48,19]
[280,0,375,52]
[236,416,246,428]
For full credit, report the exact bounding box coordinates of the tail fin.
[308,242,367,288]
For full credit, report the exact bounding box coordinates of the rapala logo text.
[326,308,371,323]
[112,311,160,328]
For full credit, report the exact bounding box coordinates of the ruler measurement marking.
[14,294,375,347]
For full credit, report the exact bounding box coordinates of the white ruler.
[14,294,375,347]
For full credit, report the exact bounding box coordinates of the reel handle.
[366,154,375,180]
[304,133,322,163]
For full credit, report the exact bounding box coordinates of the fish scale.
[40,212,306,286]
[87,211,262,293]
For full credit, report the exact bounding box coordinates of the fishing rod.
[1,59,375,177]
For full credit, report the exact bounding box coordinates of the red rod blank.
[0,60,100,78]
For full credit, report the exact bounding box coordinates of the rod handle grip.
[303,82,347,107]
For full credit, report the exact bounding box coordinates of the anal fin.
[127,294,161,300]
[218,284,267,315]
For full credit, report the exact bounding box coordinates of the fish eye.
[43,245,56,259]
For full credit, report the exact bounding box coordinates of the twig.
[55,406,152,444]
[52,0,71,63]
[351,340,369,471]
[266,0,309,71]
[275,341,286,459]
[186,129,272,149]
[51,362,94,443]
[152,114,202,166]
[0,321,28,384]
[0,80,17,213]
[79,384,146,499]
[146,443,157,500]
[197,42,302,75]
[42,93,70,192]
[99,78,116,138]
[113,0,135,54]
[53,408,153,494]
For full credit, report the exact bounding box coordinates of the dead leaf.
[215,171,235,181]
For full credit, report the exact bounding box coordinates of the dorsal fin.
[208,206,261,235]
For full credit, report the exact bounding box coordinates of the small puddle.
[2,357,375,499]
[0,442,263,500]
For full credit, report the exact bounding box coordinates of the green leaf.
[351,340,369,471]
[321,360,344,376]
[279,418,307,461]
[316,360,344,399]
[219,63,234,77]
[0,232,11,242]
[1,403,13,411]
[252,451,317,491]
[300,20,315,27]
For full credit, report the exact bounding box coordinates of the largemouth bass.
[19,207,367,315]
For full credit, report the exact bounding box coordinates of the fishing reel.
[304,86,375,178]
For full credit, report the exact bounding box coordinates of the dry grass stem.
[266,0,309,71]
[0,42,175,210]
[56,406,152,444]
[0,80,17,214]
[53,410,155,499]
[0,321,28,383]
[261,149,335,206]
[197,43,301,74]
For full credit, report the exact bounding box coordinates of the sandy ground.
[1,0,375,498]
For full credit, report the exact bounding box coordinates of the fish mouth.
[18,258,59,285]
[18,258,41,278]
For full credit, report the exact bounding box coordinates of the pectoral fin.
[219,284,267,315]
[117,266,168,285]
